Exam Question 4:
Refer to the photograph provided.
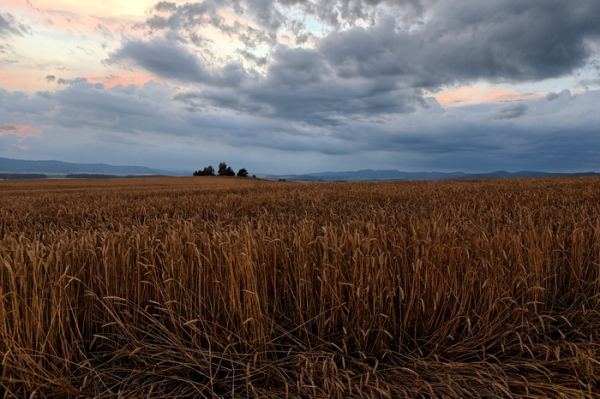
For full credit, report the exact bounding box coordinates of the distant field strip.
[1,177,599,398]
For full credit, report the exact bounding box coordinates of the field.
[1,176,599,398]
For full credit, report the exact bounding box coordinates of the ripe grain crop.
[1,176,599,398]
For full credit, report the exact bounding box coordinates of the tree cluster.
[193,162,249,177]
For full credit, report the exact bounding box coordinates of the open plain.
[1,176,599,398]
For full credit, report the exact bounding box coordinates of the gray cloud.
[186,45,420,125]
[0,124,16,131]
[493,104,529,120]
[109,38,211,82]
[108,38,249,87]
[96,24,115,40]
[143,1,222,31]
[237,49,268,66]
[1,82,600,173]
[4,1,600,174]
[578,78,600,89]
[52,81,161,128]
[0,13,30,37]
[155,2,178,12]
[45,75,56,82]
[135,0,600,79]
[139,1,279,56]
[319,0,600,88]
[0,89,55,114]
[57,77,88,86]
[112,0,600,129]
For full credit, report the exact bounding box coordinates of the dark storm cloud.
[109,39,208,83]
[199,46,418,125]
[112,38,420,124]
[45,75,56,82]
[236,0,423,32]
[428,0,600,81]
[2,83,600,173]
[244,0,287,31]
[264,46,330,88]
[116,0,600,126]
[108,38,249,87]
[138,0,600,79]
[5,1,600,174]
[136,0,600,80]
[0,13,30,37]
[319,0,600,87]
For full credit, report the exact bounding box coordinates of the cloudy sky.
[1,0,599,174]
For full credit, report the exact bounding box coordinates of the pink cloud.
[436,87,544,106]
[0,124,42,142]
[83,72,157,88]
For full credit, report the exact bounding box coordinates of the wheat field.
[1,176,599,398]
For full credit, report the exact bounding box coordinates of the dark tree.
[218,162,228,176]
[226,166,235,176]
[237,168,249,177]
[193,165,215,176]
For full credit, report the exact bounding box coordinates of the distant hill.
[262,169,600,182]
[65,174,169,179]
[0,158,186,176]
[2,157,598,181]
[457,170,600,179]
[262,170,468,181]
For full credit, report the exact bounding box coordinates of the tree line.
[193,162,250,177]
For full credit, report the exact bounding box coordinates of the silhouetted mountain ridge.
[263,169,600,181]
[2,158,598,181]
[0,158,185,176]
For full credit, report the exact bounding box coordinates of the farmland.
[1,176,599,398]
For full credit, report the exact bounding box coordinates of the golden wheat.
[1,176,599,398]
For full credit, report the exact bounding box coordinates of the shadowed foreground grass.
[1,177,599,398]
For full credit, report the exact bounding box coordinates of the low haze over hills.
[1,158,598,181]
[0,158,184,177]
[265,170,600,182]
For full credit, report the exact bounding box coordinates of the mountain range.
[0,158,186,176]
[263,169,600,181]
[1,158,599,181]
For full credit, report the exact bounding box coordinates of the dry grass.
[1,176,599,398]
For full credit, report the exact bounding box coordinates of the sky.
[1,0,600,174]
